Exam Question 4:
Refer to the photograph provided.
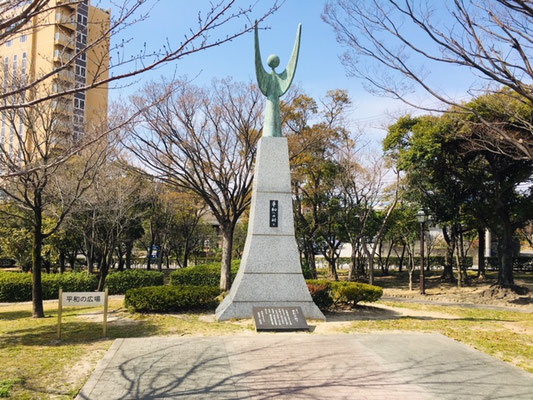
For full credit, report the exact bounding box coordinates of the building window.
[74,98,85,110]
[12,55,17,90]
[77,14,88,25]
[76,32,87,44]
[19,35,27,43]
[75,65,86,77]
[1,113,5,147]
[21,53,26,76]
[3,57,9,92]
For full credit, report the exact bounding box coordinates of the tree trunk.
[146,242,153,270]
[68,251,76,272]
[384,241,393,275]
[219,224,235,291]
[59,250,66,273]
[308,242,317,278]
[441,226,456,282]
[498,218,515,287]
[378,239,384,273]
[348,241,358,281]
[327,250,339,281]
[356,244,365,277]
[32,194,45,318]
[398,242,405,272]
[117,246,125,271]
[407,247,413,291]
[125,242,133,269]
[97,247,114,291]
[157,248,163,272]
[477,229,486,279]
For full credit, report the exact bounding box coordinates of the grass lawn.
[0,300,249,399]
[0,297,531,398]
[341,301,533,373]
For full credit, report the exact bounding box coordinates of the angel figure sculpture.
[255,22,302,137]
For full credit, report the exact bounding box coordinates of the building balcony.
[54,68,75,82]
[52,116,74,134]
[53,49,74,64]
[54,31,75,49]
[55,13,75,30]
[57,0,78,10]
[52,99,73,116]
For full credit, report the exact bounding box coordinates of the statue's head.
[267,54,280,70]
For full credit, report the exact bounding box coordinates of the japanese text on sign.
[270,200,279,227]
[62,292,105,306]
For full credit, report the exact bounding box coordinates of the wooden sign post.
[57,288,108,339]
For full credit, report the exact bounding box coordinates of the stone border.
[75,338,124,400]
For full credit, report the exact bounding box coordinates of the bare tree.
[0,0,281,176]
[339,150,400,285]
[0,0,282,110]
[126,79,263,290]
[323,0,533,160]
[0,91,108,317]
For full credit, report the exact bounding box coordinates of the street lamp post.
[416,209,427,295]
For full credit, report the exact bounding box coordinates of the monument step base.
[216,300,326,321]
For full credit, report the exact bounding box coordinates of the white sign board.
[62,292,105,306]
[58,289,109,339]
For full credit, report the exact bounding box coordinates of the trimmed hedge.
[0,271,97,302]
[486,256,533,271]
[125,285,221,312]
[106,270,164,295]
[170,260,240,287]
[306,281,333,309]
[306,279,383,309]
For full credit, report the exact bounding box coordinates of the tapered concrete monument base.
[216,137,325,321]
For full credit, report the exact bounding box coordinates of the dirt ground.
[375,271,533,310]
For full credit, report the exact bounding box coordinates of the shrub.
[42,272,98,299]
[170,260,240,287]
[125,285,221,313]
[0,258,16,268]
[106,270,164,295]
[330,281,383,306]
[0,271,97,302]
[306,279,383,309]
[306,281,333,310]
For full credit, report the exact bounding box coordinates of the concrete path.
[77,333,533,400]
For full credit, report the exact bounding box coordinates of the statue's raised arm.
[278,23,301,96]
[254,22,302,137]
[254,23,269,96]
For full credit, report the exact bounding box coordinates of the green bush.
[106,270,164,295]
[170,260,240,287]
[125,285,221,313]
[330,281,383,306]
[306,279,382,309]
[306,281,333,310]
[0,271,97,302]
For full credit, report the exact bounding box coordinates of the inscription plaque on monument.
[269,200,279,227]
[253,306,309,331]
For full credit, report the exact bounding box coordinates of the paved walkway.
[76,333,533,399]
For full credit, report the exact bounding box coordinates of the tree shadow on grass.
[0,318,161,348]
[0,310,33,320]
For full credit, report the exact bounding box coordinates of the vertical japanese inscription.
[270,200,279,227]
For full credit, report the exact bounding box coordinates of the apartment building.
[0,0,110,152]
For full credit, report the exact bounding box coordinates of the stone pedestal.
[216,137,325,321]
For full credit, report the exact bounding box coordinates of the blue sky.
[97,0,475,149]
